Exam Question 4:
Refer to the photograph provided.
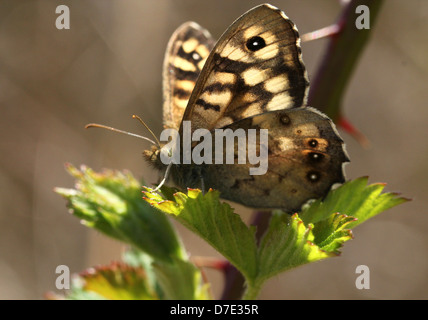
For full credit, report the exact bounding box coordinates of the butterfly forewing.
[163,22,215,130]
[181,4,309,134]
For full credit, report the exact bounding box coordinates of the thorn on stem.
[191,256,229,271]
[338,116,371,148]
[301,23,341,42]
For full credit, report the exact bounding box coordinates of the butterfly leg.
[152,162,173,193]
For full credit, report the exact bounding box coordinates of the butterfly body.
[144,4,349,212]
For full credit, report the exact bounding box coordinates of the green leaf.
[143,176,408,300]
[153,259,211,300]
[243,211,355,300]
[123,247,211,300]
[300,176,410,228]
[67,262,157,300]
[311,213,355,253]
[143,188,355,300]
[254,213,334,287]
[56,165,212,300]
[58,166,409,300]
[122,247,163,298]
[55,164,186,263]
[143,188,258,282]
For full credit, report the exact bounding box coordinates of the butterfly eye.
[306,171,321,183]
[246,36,266,51]
[192,52,201,61]
[279,114,290,125]
[308,139,318,148]
[308,152,324,162]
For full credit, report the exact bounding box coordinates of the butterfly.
[143,3,349,212]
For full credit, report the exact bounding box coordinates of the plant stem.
[308,0,384,121]
[241,281,263,300]
[220,262,246,300]
[220,211,272,300]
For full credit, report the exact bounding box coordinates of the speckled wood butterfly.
[143,3,349,212]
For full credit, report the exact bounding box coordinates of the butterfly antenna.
[132,115,161,148]
[152,161,173,193]
[85,123,158,146]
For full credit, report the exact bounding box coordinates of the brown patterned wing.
[162,22,215,130]
[180,4,309,134]
[201,107,349,212]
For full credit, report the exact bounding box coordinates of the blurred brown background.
[0,0,427,300]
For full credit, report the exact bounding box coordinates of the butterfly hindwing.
[181,4,309,134]
[200,107,349,211]
[163,22,215,130]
